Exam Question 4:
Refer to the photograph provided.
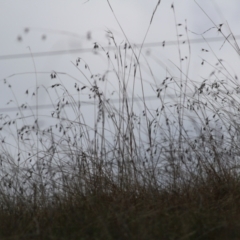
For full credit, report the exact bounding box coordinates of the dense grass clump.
[1,2,240,239]
[1,178,240,240]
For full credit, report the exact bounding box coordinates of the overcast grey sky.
[0,0,240,129]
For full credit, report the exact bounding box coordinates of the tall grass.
[1,2,240,239]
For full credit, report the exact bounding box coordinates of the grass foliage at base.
[1,175,240,240]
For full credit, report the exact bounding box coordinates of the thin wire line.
[0,94,189,112]
[1,34,238,112]
[0,35,239,61]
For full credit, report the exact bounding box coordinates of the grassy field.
[1,177,240,240]
[1,1,240,239]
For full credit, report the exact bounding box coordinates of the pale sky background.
[0,0,240,144]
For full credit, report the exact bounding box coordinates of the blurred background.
[0,0,240,139]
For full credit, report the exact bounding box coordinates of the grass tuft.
[1,2,240,239]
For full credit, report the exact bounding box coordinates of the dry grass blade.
[150,0,162,24]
